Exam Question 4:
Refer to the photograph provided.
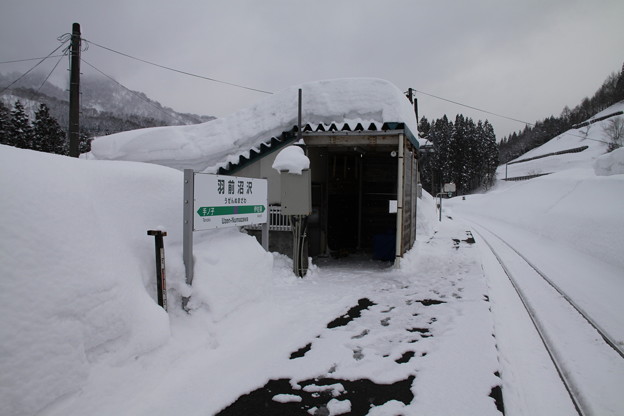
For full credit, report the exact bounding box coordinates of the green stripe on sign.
[197,205,266,217]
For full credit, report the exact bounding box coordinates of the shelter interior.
[306,145,399,260]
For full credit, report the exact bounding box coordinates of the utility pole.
[406,88,418,122]
[68,22,81,157]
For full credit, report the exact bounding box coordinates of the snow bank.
[0,146,179,415]
[480,102,624,270]
[454,170,624,270]
[187,228,273,321]
[0,145,274,415]
[86,78,417,173]
[416,189,438,238]
[272,145,310,174]
[594,146,624,176]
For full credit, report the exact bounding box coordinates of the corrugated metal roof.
[218,121,418,175]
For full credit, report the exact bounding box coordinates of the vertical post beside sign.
[147,230,168,311]
[183,169,195,287]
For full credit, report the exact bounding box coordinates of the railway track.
[469,221,624,416]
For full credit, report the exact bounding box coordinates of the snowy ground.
[2,97,623,415]
[1,144,504,415]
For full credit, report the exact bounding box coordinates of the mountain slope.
[498,101,624,180]
[0,71,215,136]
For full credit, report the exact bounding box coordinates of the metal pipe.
[297,89,302,143]
[395,134,405,267]
[183,169,194,287]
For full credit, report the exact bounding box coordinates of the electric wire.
[410,88,535,126]
[37,47,69,93]
[409,88,612,145]
[80,58,179,122]
[82,38,274,95]
[0,55,66,65]
[0,40,70,95]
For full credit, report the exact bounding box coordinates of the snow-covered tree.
[420,114,498,194]
[0,102,10,146]
[480,120,499,189]
[8,101,34,150]
[33,103,67,155]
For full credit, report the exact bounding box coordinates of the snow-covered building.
[87,78,421,262]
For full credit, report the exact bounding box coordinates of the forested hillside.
[499,64,624,164]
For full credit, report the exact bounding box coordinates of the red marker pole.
[147,230,168,311]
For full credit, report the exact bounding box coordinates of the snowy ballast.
[85,78,418,172]
[272,145,310,174]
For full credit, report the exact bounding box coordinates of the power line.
[81,58,180,122]
[82,38,274,95]
[0,55,66,65]
[0,40,70,95]
[37,53,65,93]
[411,88,535,127]
[410,88,612,144]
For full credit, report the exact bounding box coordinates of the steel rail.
[471,225,588,416]
[471,221,624,360]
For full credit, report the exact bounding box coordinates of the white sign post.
[437,182,457,222]
[183,170,267,292]
[443,182,456,195]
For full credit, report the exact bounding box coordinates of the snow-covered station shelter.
[87,78,421,263]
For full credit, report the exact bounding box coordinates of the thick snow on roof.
[86,78,418,173]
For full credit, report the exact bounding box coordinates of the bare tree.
[603,117,624,151]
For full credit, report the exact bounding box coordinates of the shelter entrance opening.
[307,146,398,261]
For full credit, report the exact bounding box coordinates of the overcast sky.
[1,0,623,138]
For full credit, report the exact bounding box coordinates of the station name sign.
[193,173,268,231]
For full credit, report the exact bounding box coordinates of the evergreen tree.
[0,102,10,146]
[615,62,624,103]
[33,103,67,155]
[418,116,431,138]
[420,114,497,195]
[79,131,93,154]
[8,101,33,149]
[429,115,453,193]
[481,120,499,189]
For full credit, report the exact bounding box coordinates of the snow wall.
[0,145,273,415]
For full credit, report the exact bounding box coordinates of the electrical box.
[281,169,312,215]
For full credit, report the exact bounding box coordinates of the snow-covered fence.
[502,172,551,182]
[572,111,623,129]
[508,146,589,165]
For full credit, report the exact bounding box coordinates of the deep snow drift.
[0,145,275,415]
[85,78,419,173]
